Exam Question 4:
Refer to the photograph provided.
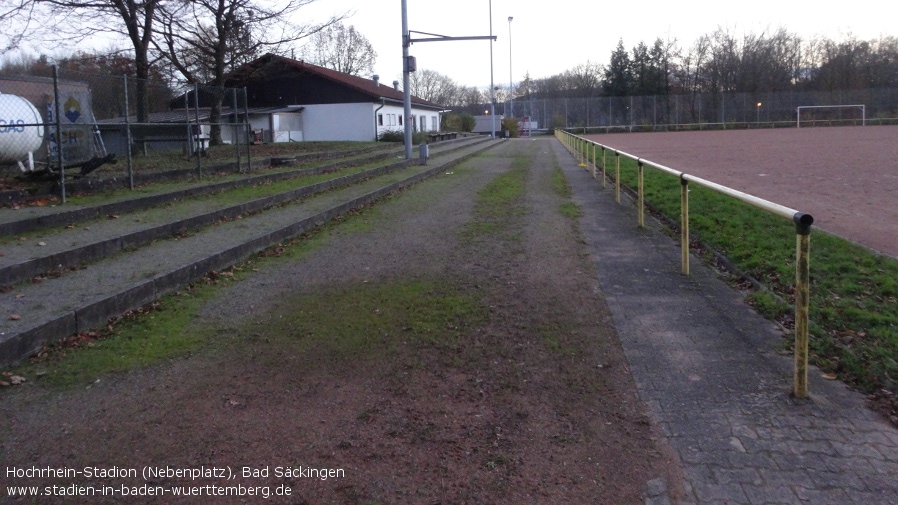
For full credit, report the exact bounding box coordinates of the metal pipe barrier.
[555,128,815,398]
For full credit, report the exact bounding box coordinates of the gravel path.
[0,138,680,504]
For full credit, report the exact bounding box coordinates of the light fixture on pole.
[756,102,762,126]
[508,16,513,119]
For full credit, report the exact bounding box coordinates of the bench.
[426,132,458,143]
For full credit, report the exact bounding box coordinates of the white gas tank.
[0,93,45,168]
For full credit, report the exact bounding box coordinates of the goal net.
[796,105,865,128]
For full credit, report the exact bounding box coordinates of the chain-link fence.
[502,87,898,132]
[0,66,251,202]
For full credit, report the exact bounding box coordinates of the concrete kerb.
[0,139,500,367]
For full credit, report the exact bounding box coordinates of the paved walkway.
[552,139,898,504]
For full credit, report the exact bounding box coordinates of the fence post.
[637,160,645,228]
[122,75,134,190]
[793,213,813,398]
[193,83,202,179]
[579,138,585,166]
[51,66,66,203]
[243,87,251,171]
[591,142,596,179]
[615,151,621,204]
[232,88,240,173]
[601,146,606,189]
[681,177,690,275]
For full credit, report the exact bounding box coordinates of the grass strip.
[606,152,898,413]
[461,153,529,239]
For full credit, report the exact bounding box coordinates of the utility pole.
[401,0,413,159]
[488,0,496,138]
[401,1,497,157]
[508,16,513,119]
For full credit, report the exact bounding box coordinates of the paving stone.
[740,483,799,505]
[712,468,762,486]
[793,486,851,505]
[560,141,898,505]
[830,440,886,460]
[691,482,749,504]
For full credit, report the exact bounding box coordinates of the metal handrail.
[556,129,813,398]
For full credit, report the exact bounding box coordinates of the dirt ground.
[0,139,680,504]
[586,125,898,258]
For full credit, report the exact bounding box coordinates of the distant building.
[471,114,505,136]
[224,53,446,142]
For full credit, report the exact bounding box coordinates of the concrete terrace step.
[0,137,491,288]
[0,136,484,237]
[0,138,499,367]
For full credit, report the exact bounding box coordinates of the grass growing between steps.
[592,148,898,418]
[0,197,394,389]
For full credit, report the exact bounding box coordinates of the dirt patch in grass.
[0,139,680,504]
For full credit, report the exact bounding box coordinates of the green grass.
[595,142,898,404]
[1,195,390,389]
[19,282,221,388]
[248,278,488,365]
[461,153,529,239]
[550,160,581,218]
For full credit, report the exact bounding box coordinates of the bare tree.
[407,68,477,107]
[2,0,163,122]
[303,22,375,77]
[155,0,346,144]
[0,0,40,53]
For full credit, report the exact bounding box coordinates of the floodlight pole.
[402,0,413,159]
[489,0,496,138]
[508,16,513,119]
[401,1,497,158]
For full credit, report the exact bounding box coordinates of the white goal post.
[796,105,865,128]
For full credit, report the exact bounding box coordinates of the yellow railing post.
[615,152,621,204]
[680,177,690,276]
[637,160,645,228]
[591,142,597,179]
[793,214,813,398]
[601,146,607,189]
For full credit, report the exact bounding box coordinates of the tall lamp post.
[756,102,762,126]
[508,16,513,119]
[488,0,496,138]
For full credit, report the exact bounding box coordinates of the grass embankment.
[590,146,898,416]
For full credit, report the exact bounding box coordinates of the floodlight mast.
[401,1,498,159]
[402,0,413,159]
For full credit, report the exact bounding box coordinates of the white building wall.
[301,103,374,141]
[230,103,442,143]
[375,104,406,138]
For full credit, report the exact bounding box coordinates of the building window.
[420,115,426,132]
[431,116,437,131]
[378,114,384,126]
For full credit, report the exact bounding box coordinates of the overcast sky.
[298,0,896,88]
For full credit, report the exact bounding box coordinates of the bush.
[501,117,519,138]
[378,130,404,142]
[378,130,429,145]
[442,113,476,132]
